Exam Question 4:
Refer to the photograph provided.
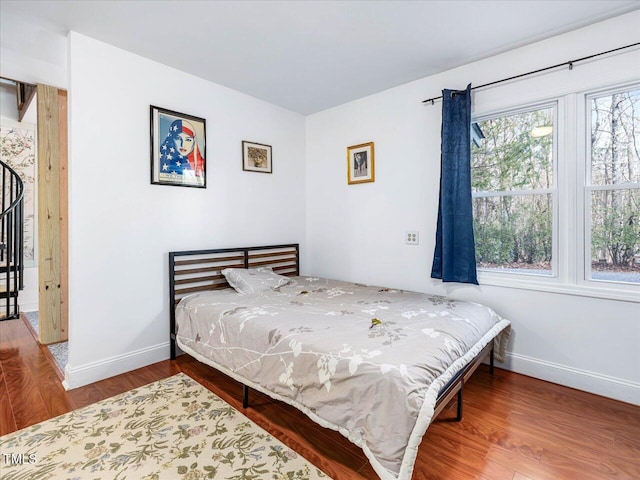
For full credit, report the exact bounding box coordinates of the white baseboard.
[63,342,170,390]
[500,352,640,406]
[61,343,638,406]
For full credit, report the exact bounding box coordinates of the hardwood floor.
[1,316,639,479]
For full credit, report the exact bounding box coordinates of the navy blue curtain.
[430,84,478,285]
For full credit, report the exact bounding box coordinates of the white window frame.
[471,101,560,285]
[473,88,639,303]
[577,83,640,299]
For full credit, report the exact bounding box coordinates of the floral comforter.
[175,276,511,480]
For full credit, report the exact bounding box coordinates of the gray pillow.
[222,267,291,295]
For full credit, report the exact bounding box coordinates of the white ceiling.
[2,0,639,114]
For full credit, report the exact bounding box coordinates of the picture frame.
[242,141,272,173]
[347,141,375,184]
[150,105,206,188]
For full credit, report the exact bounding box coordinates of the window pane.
[473,194,552,275]
[472,107,554,192]
[590,89,640,185]
[590,188,640,283]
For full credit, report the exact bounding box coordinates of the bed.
[169,244,511,480]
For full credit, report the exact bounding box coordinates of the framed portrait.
[242,141,272,173]
[150,105,206,188]
[347,141,375,184]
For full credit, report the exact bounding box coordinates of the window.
[471,105,556,276]
[586,87,640,285]
[468,84,639,300]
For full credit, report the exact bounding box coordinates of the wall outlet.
[406,231,419,245]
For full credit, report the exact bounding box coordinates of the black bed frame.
[169,243,493,420]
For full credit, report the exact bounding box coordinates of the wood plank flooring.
[1,317,638,479]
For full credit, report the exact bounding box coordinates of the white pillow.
[222,267,291,295]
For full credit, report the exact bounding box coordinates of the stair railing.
[0,159,24,320]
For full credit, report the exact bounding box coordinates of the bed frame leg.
[243,385,249,409]
[490,347,495,375]
[456,384,463,421]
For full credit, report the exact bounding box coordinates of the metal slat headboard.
[169,244,299,358]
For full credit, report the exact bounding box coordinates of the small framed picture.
[150,105,206,188]
[242,141,272,173]
[347,141,375,184]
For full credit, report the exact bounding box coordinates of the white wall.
[305,11,640,405]
[0,11,67,89]
[66,32,305,388]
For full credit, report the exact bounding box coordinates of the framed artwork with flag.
[150,106,207,188]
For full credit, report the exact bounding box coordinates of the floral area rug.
[0,373,331,480]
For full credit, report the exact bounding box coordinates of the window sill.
[477,271,640,303]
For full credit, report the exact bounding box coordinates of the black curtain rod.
[422,42,640,105]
